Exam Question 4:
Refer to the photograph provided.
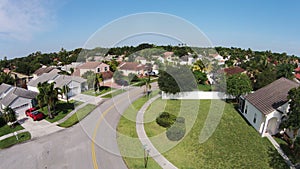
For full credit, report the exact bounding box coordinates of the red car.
[25,108,44,121]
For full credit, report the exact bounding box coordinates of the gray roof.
[28,69,86,88]
[28,69,60,87]
[0,83,12,94]
[0,87,37,107]
[245,77,299,115]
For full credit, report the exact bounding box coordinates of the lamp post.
[143,144,150,168]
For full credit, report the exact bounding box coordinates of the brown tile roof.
[223,66,245,75]
[33,67,56,76]
[118,62,145,71]
[245,77,299,115]
[77,62,108,69]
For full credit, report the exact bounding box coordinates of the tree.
[82,71,96,89]
[280,87,300,149]
[192,59,205,72]
[61,85,70,103]
[37,82,60,119]
[254,67,277,90]
[158,65,197,94]
[226,73,252,99]
[193,70,208,85]
[140,76,152,95]
[94,73,102,93]
[3,106,17,128]
[276,63,295,79]
[0,72,15,85]
[128,73,139,84]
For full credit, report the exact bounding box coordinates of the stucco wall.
[242,100,265,134]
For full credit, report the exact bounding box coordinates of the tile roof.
[33,67,57,76]
[77,62,108,69]
[0,83,12,94]
[118,62,145,71]
[245,77,299,115]
[0,87,37,107]
[223,66,245,75]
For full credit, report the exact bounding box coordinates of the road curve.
[0,86,145,169]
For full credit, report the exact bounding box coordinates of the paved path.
[265,133,295,169]
[136,94,178,169]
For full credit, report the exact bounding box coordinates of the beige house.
[73,62,110,76]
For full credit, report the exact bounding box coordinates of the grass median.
[0,124,24,137]
[0,132,31,149]
[117,91,162,169]
[58,104,96,128]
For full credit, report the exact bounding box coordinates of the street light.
[143,144,150,168]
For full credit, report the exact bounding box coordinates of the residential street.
[0,86,146,169]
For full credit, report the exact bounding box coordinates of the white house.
[28,69,87,98]
[239,78,299,137]
[0,83,37,116]
[118,62,151,76]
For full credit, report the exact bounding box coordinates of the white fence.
[161,91,234,100]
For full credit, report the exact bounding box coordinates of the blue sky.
[1,0,300,59]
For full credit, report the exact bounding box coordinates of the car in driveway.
[25,108,44,121]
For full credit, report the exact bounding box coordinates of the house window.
[104,67,108,72]
[253,113,257,123]
[245,105,248,114]
[97,68,100,73]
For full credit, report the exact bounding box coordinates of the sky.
[1,0,300,59]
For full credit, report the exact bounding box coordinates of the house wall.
[241,100,266,135]
[67,81,81,97]
[121,69,145,76]
[27,86,39,93]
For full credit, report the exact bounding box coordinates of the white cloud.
[0,0,55,40]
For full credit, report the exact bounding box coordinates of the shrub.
[176,117,185,124]
[156,112,176,128]
[166,123,186,141]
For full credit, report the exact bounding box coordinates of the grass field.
[0,124,24,137]
[40,100,83,123]
[0,132,31,149]
[118,94,287,169]
[197,84,212,91]
[143,99,284,168]
[58,104,96,128]
[117,92,162,169]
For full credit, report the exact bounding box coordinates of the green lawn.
[197,84,212,91]
[82,87,113,96]
[40,100,83,123]
[0,132,31,149]
[143,99,285,168]
[118,94,287,169]
[58,104,96,128]
[102,89,126,98]
[117,91,162,169]
[0,124,24,137]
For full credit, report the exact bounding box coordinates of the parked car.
[25,108,43,121]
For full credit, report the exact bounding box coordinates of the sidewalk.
[136,94,178,169]
[0,129,28,141]
[265,133,295,169]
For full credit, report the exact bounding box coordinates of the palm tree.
[94,73,103,93]
[3,106,17,128]
[140,76,151,96]
[37,82,60,119]
[61,85,70,103]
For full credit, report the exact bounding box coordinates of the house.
[239,78,299,137]
[135,56,147,65]
[73,62,110,76]
[118,62,150,76]
[179,55,195,65]
[28,69,87,98]
[222,66,246,76]
[33,66,57,78]
[0,83,37,116]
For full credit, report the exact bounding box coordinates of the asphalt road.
[0,86,146,169]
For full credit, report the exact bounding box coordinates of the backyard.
[117,96,288,168]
